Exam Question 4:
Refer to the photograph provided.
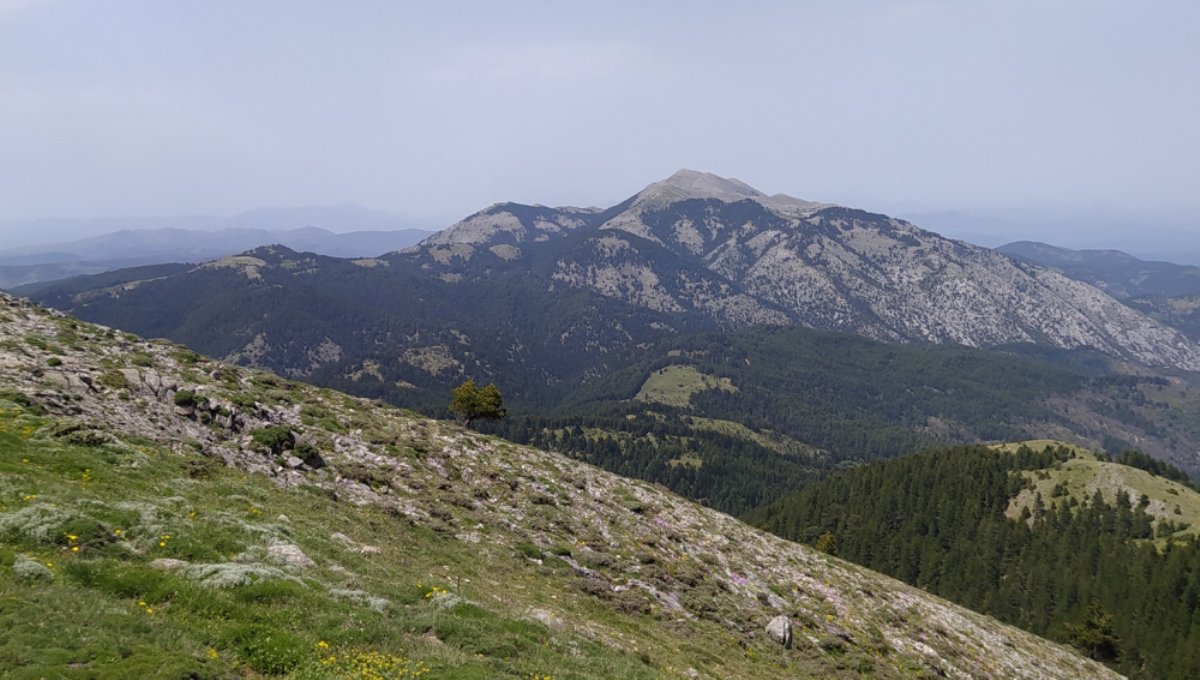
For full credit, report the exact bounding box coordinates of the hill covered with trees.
[747,443,1200,678]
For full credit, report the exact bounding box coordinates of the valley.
[0,294,1117,678]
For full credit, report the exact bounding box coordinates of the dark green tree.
[814,530,838,556]
[448,379,506,428]
[1065,603,1121,662]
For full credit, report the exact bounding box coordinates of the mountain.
[998,240,1200,340]
[24,170,1200,370]
[21,241,1200,485]
[0,204,427,250]
[0,225,436,290]
[16,172,1200,490]
[0,294,1116,679]
[413,169,1200,371]
[747,441,1200,678]
[997,241,1200,299]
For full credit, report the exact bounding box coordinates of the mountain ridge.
[409,172,1200,370]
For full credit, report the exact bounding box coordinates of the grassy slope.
[997,441,1200,536]
[633,366,736,408]
[0,295,1115,679]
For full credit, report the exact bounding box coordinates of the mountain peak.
[630,170,833,217]
[635,169,765,207]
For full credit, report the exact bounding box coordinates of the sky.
[2,0,1198,252]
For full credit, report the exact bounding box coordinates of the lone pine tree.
[448,379,506,429]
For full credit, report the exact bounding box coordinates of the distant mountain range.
[997,241,1200,298]
[18,170,1200,483]
[0,224,435,290]
[997,240,1200,340]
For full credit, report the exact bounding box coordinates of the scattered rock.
[331,531,381,555]
[823,621,853,643]
[184,562,305,588]
[766,614,792,649]
[266,542,315,569]
[528,607,565,630]
[331,588,390,612]
[149,558,190,571]
[13,555,53,582]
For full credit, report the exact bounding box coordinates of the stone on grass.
[265,541,315,569]
[528,607,565,630]
[149,558,190,571]
[766,614,792,649]
[184,562,304,588]
[14,555,53,582]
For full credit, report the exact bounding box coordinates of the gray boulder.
[766,614,792,649]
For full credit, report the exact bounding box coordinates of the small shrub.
[250,426,294,455]
[97,370,129,390]
[229,393,258,409]
[185,457,223,480]
[220,623,307,675]
[172,349,203,365]
[294,442,325,468]
[515,543,542,559]
[46,357,63,367]
[130,353,154,367]
[337,462,390,488]
[174,390,197,408]
[0,391,45,414]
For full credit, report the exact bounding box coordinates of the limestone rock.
[13,555,53,582]
[266,542,315,569]
[766,614,792,649]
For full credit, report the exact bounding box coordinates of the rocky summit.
[0,292,1117,678]
[416,170,1200,370]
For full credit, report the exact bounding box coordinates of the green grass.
[0,397,861,679]
[634,366,736,408]
[684,416,822,457]
[998,441,1200,537]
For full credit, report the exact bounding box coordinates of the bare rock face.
[766,614,792,649]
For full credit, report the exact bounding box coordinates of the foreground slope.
[0,294,1114,678]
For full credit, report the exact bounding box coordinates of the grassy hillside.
[996,442,1200,536]
[748,442,1200,678]
[0,294,1115,678]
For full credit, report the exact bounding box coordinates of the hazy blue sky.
[2,1,1198,246]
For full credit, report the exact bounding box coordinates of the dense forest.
[479,410,829,515]
[747,444,1200,678]
[557,326,1100,457]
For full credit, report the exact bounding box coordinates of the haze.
[2,1,1198,257]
